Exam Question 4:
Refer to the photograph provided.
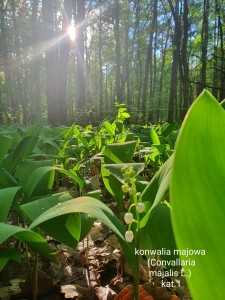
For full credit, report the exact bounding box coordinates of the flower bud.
[122,184,129,193]
[129,187,137,196]
[125,230,134,242]
[124,177,131,184]
[124,213,133,224]
[136,202,145,213]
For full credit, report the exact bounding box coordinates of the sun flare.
[68,23,76,41]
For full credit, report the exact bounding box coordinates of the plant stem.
[133,211,141,300]
[25,245,33,287]
[133,254,140,300]
[33,253,39,300]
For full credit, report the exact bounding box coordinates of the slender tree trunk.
[76,0,86,110]
[135,0,142,112]
[167,0,180,122]
[57,0,73,124]
[156,29,169,122]
[215,0,225,100]
[141,0,157,120]
[122,0,130,105]
[180,0,190,119]
[42,0,59,125]
[114,0,122,102]
[0,3,7,124]
[99,2,103,119]
[31,0,41,120]
[198,0,209,94]
[11,0,28,124]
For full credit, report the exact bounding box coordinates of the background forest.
[0,0,224,126]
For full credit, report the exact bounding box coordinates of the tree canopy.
[0,0,224,125]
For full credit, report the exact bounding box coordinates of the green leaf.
[150,127,160,145]
[103,120,115,136]
[29,197,136,274]
[101,165,124,208]
[23,166,55,203]
[0,168,19,188]
[0,135,12,166]
[56,167,84,190]
[145,203,177,264]
[9,124,41,173]
[140,154,173,223]
[101,163,145,209]
[104,141,137,164]
[20,192,82,248]
[0,186,22,222]
[171,90,225,299]
[0,223,56,262]
[16,159,54,188]
[102,163,145,183]
[0,248,21,272]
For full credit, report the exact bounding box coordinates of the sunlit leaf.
[150,127,160,145]
[21,192,83,248]
[29,197,136,275]
[104,141,137,164]
[171,90,225,299]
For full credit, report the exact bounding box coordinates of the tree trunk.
[122,0,130,106]
[76,0,86,110]
[0,4,11,123]
[31,0,41,120]
[135,0,142,112]
[141,0,157,121]
[57,0,73,124]
[99,1,103,120]
[156,29,169,122]
[42,0,59,125]
[114,0,122,102]
[215,0,225,100]
[167,0,180,123]
[198,0,209,94]
[180,0,190,119]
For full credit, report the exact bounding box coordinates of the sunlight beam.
[68,22,76,41]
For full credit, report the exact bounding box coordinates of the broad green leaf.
[0,248,21,272]
[8,123,41,173]
[101,166,124,208]
[56,167,84,190]
[83,189,101,199]
[0,186,22,222]
[16,159,54,187]
[150,127,160,144]
[171,90,225,299]
[102,163,145,183]
[104,141,137,164]
[0,168,19,188]
[140,154,173,224]
[23,166,55,203]
[9,136,39,173]
[161,122,178,138]
[29,197,136,275]
[103,120,115,136]
[20,192,82,248]
[101,163,145,209]
[79,214,95,241]
[144,203,177,264]
[0,135,12,166]
[0,223,56,262]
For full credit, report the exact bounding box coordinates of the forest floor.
[0,174,192,300]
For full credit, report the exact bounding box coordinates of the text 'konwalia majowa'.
[134,247,206,257]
